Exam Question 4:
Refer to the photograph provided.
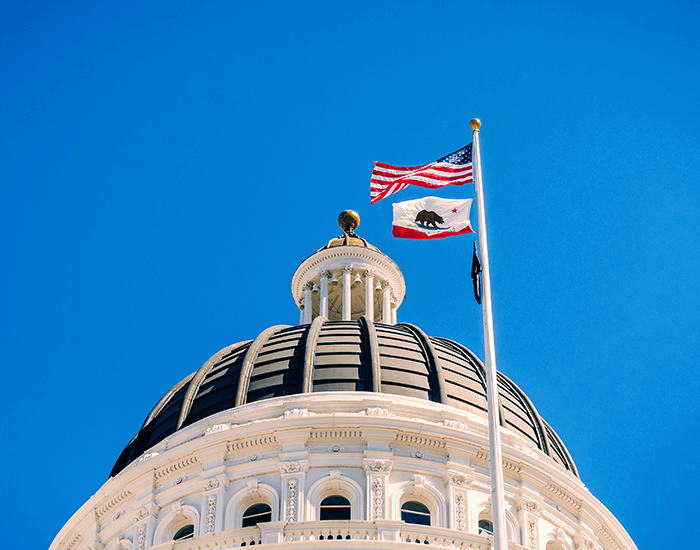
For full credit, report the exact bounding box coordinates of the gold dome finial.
[470,118,481,130]
[338,210,360,234]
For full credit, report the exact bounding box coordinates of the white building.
[51,211,638,550]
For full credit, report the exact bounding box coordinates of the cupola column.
[342,266,352,321]
[365,270,375,322]
[303,283,313,324]
[382,285,391,324]
[320,271,331,318]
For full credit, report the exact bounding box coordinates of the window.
[242,503,272,527]
[401,501,431,526]
[173,524,194,541]
[320,495,351,520]
[478,519,494,535]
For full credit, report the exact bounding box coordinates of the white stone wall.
[51,393,636,550]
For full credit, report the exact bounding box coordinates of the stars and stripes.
[370,143,473,204]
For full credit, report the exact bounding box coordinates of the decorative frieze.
[95,488,132,519]
[455,491,466,531]
[395,434,446,448]
[286,478,299,521]
[527,517,538,549]
[226,435,277,453]
[65,533,81,550]
[154,456,198,480]
[136,524,146,550]
[544,482,582,511]
[310,429,362,439]
[206,495,217,534]
[371,477,384,520]
[597,522,626,550]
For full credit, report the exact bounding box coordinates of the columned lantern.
[291,210,405,324]
[51,210,638,550]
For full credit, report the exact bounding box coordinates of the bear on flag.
[392,196,474,239]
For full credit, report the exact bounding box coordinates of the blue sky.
[2,2,698,549]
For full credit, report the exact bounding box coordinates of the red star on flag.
[452,208,457,213]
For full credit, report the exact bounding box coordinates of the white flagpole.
[471,118,508,550]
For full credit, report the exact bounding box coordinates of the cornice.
[153,455,198,480]
[291,247,405,304]
[544,481,582,511]
[95,489,132,519]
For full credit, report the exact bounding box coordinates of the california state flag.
[392,196,474,240]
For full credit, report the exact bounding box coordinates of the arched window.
[401,501,431,526]
[320,495,351,520]
[173,524,194,541]
[242,503,272,527]
[478,518,494,535]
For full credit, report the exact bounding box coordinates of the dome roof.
[111,319,578,478]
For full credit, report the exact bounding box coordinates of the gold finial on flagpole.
[470,118,481,130]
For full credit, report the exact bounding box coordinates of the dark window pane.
[478,519,493,535]
[320,495,351,520]
[242,503,272,527]
[173,525,194,541]
[401,501,430,525]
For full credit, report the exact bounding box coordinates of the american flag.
[370,143,473,204]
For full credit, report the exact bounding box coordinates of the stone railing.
[151,521,528,549]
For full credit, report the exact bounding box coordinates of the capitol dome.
[51,212,637,550]
[111,320,578,478]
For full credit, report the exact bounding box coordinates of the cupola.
[291,210,406,324]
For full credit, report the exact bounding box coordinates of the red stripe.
[372,168,473,184]
[392,225,474,240]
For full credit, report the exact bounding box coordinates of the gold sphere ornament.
[469,118,481,130]
[338,210,360,233]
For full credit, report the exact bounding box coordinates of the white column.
[382,285,391,324]
[364,271,374,321]
[342,267,352,321]
[391,302,397,325]
[320,271,330,318]
[303,283,313,324]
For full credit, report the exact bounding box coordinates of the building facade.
[51,212,637,550]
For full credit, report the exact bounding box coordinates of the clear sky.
[2,2,698,549]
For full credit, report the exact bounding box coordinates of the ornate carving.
[448,473,470,486]
[206,495,217,534]
[65,533,81,550]
[285,408,309,418]
[137,524,146,550]
[96,488,132,518]
[527,517,538,549]
[597,522,625,550]
[205,423,232,435]
[321,270,333,279]
[371,477,384,520]
[286,478,298,521]
[137,452,158,464]
[443,419,469,431]
[455,490,466,531]
[520,500,541,514]
[396,433,446,448]
[545,482,582,510]
[282,461,300,473]
[202,477,220,491]
[367,406,389,416]
[227,435,277,452]
[411,474,426,488]
[133,507,150,522]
